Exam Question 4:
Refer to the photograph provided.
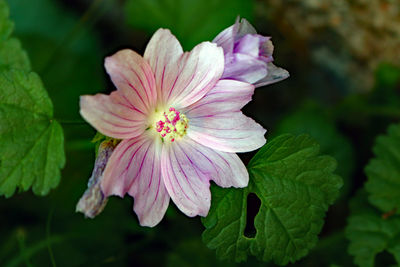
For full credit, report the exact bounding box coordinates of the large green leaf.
[124,0,254,49]
[0,0,65,197]
[0,69,65,197]
[365,123,400,214]
[202,134,342,265]
[346,190,400,267]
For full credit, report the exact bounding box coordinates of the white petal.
[105,49,157,114]
[101,136,170,227]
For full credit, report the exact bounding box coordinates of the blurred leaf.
[365,123,400,215]
[0,70,65,197]
[375,63,400,90]
[0,0,29,70]
[202,134,342,265]
[275,103,355,196]
[0,0,12,40]
[124,0,254,49]
[8,0,105,121]
[346,190,400,267]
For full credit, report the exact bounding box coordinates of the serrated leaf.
[365,123,400,214]
[0,0,29,70]
[0,69,65,197]
[202,134,342,265]
[124,0,253,49]
[275,103,355,188]
[346,190,400,267]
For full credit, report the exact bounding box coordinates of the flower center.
[154,107,188,142]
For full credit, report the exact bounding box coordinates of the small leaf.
[346,190,400,267]
[202,134,342,265]
[365,123,400,214]
[0,69,65,197]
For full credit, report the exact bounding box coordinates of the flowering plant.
[78,26,274,226]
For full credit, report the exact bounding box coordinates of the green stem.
[58,119,87,125]
[46,208,57,267]
[5,234,75,267]
[16,229,33,267]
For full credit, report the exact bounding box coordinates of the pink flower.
[213,18,289,87]
[79,29,266,227]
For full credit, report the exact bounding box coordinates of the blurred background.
[1,0,400,266]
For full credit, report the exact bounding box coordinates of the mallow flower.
[79,29,267,227]
[213,18,289,87]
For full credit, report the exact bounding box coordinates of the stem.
[5,234,74,267]
[46,208,57,267]
[58,120,87,125]
[16,229,33,267]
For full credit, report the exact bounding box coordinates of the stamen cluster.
[155,107,188,142]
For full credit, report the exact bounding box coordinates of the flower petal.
[80,91,146,139]
[101,136,169,227]
[184,79,254,117]
[143,29,184,104]
[104,49,157,114]
[184,79,265,153]
[187,112,266,153]
[212,24,235,54]
[222,53,267,84]
[168,42,224,108]
[161,137,249,217]
[144,29,224,108]
[161,139,211,217]
[254,62,290,88]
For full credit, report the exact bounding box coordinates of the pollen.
[155,107,188,142]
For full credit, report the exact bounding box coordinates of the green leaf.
[0,0,13,41]
[275,103,355,197]
[365,123,400,214]
[0,0,29,70]
[202,134,342,265]
[8,0,104,121]
[346,190,400,267]
[124,0,254,49]
[0,69,65,197]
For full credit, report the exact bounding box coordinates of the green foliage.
[346,191,400,267]
[0,70,65,197]
[202,134,342,265]
[8,0,104,121]
[275,103,355,196]
[0,0,29,70]
[365,123,400,214]
[0,0,65,197]
[124,0,254,49]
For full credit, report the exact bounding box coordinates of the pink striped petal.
[184,79,254,117]
[104,49,157,114]
[144,29,224,108]
[183,79,265,153]
[143,29,184,105]
[80,91,146,139]
[161,139,211,217]
[161,137,249,217]
[187,112,266,153]
[101,136,169,227]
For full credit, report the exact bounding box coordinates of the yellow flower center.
[154,107,189,143]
